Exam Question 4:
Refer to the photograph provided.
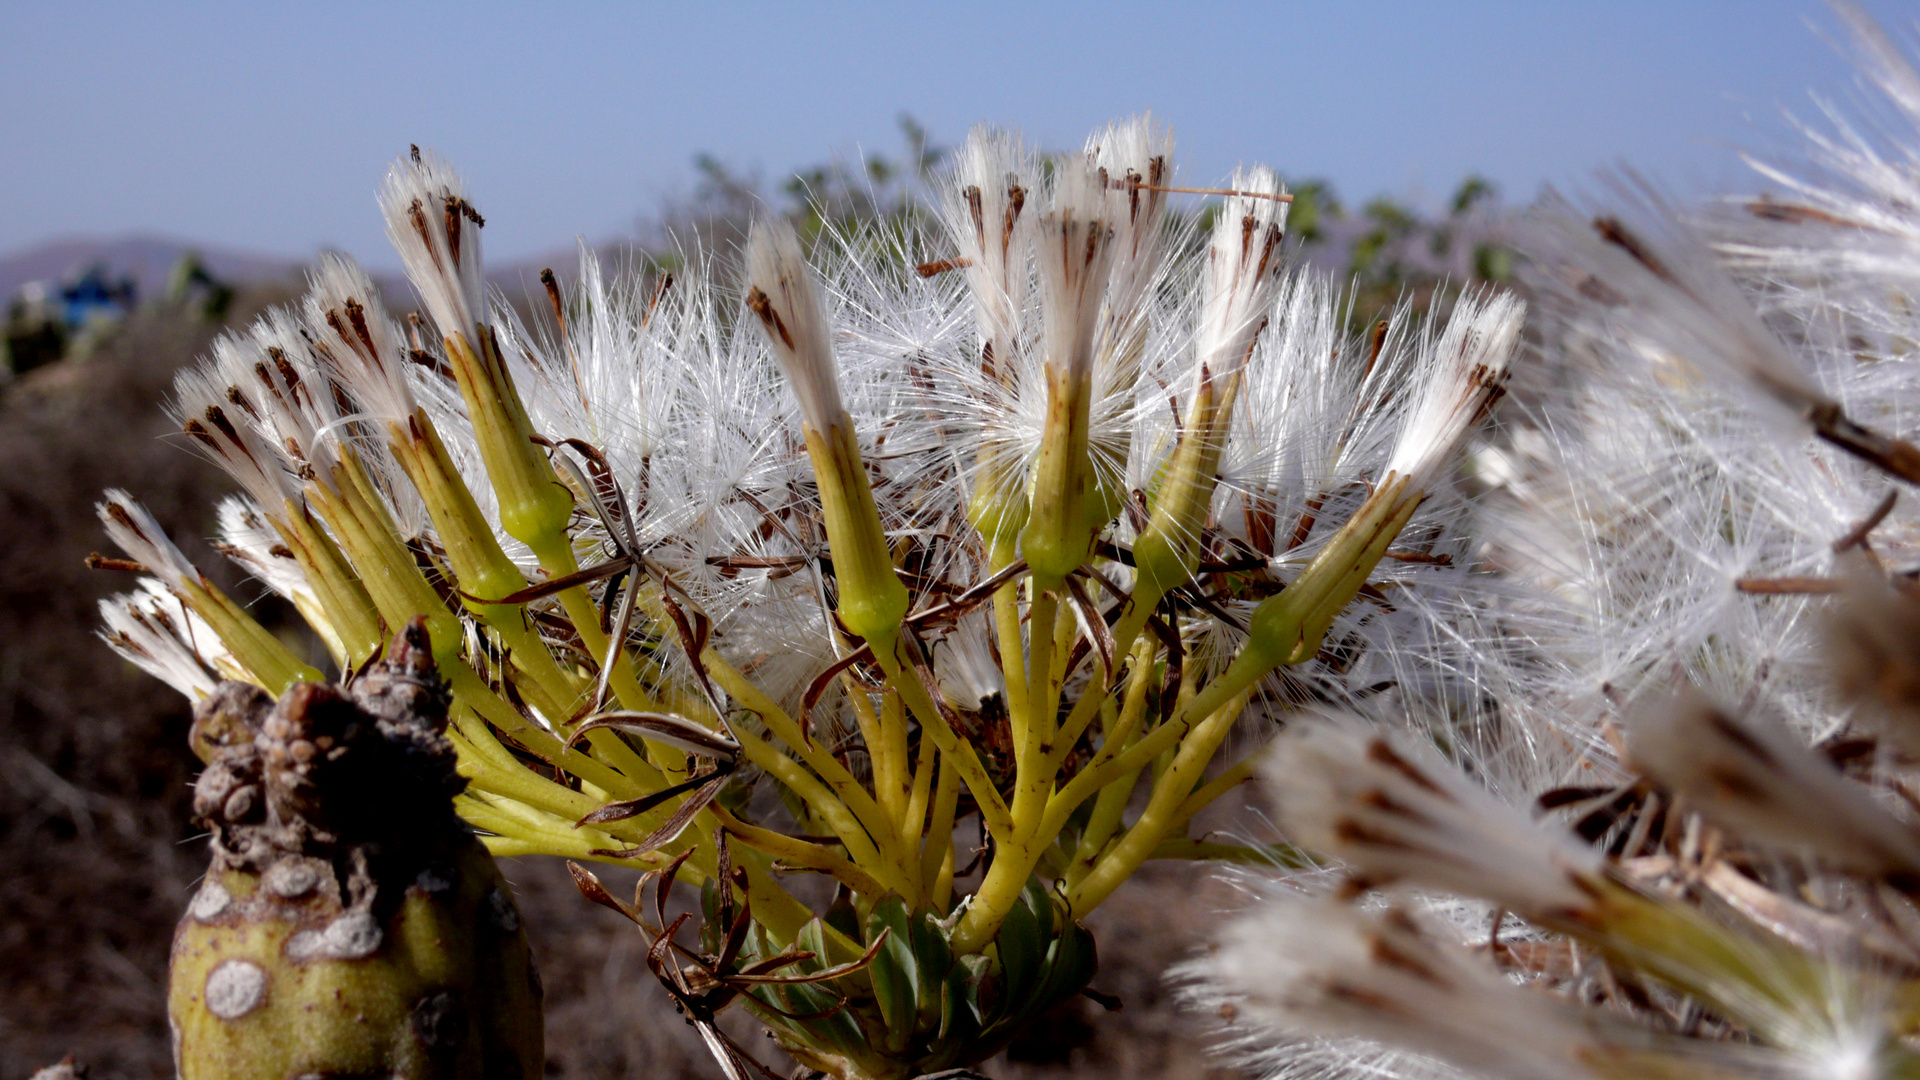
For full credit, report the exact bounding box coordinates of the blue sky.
[2,1,1914,269]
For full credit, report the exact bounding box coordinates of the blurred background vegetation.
[0,118,1511,1079]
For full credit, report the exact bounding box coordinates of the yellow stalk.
[525,531,657,714]
[1066,690,1250,913]
[874,638,1012,842]
[1129,371,1236,606]
[903,725,937,845]
[951,826,1037,952]
[701,645,907,862]
[450,735,607,822]
[314,466,666,793]
[1064,756,1142,893]
[932,842,957,914]
[876,689,910,828]
[1167,753,1261,832]
[176,577,320,693]
[384,411,585,719]
[275,501,383,664]
[441,328,574,545]
[729,718,913,899]
[832,651,896,832]
[805,420,909,645]
[1063,644,1158,889]
[990,536,1031,748]
[710,805,886,897]
[920,756,961,905]
[446,674,656,798]
[1013,589,1059,832]
[1047,603,1153,771]
[305,464,462,657]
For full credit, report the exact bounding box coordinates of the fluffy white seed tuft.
[1383,288,1523,493]
[1195,166,1289,381]
[97,490,202,593]
[939,126,1037,375]
[745,217,845,435]
[380,146,486,338]
[97,581,223,701]
[168,363,298,515]
[304,254,417,425]
[1086,113,1176,353]
[1035,156,1118,384]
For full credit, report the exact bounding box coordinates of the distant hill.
[0,236,307,306]
[0,234,650,314]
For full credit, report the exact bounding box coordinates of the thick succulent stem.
[170,620,543,1080]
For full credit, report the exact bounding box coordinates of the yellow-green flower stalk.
[381,150,573,553]
[1020,158,1118,592]
[1130,167,1288,614]
[942,128,1041,734]
[745,217,910,647]
[382,151,653,714]
[301,257,589,723]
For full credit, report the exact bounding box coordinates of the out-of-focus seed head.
[1266,720,1605,920]
[1185,897,1630,1080]
[1627,684,1920,876]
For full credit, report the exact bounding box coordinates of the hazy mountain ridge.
[0,236,306,305]
[0,234,642,313]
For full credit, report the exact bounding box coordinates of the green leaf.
[825,888,862,943]
[780,918,866,1056]
[1027,878,1055,940]
[1031,916,1098,1016]
[910,906,953,1025]
[865,894,918,1052]
[940,953,992,1044]
[993,881,1048,1020]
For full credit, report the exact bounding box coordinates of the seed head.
[379,146,486,339]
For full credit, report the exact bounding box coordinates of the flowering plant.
[97,117,1520,1078]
